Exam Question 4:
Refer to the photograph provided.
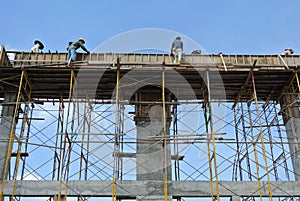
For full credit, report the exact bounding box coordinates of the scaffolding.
[0,47,300,200]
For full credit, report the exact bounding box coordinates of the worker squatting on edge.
[30,40,44,53]
[171,36,183,64]
[67,38,90,66]
[281,48,294,56]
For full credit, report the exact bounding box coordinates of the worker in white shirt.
[30,40,44,53]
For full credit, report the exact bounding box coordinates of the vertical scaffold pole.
[0,69,31,201]
[250,70,272,200]
[173,98,180,184]
[52,95,64,181]
[112,57,121,201]
[205,70,220,201]
[57,69,76,201]
[162,65,168,201]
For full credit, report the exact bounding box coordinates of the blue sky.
[1,0,299,54]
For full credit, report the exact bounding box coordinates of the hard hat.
[34,40,44,50]
[78,38,85,43]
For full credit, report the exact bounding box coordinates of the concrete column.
[134,90,172,201]
[281,94,300,180]
[231,195,240,201]
[0,92,16,182]
[53,195,66,201]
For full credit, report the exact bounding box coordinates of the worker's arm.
[171,42,175,49]
[78,42,90,53]
[171,42,175,53]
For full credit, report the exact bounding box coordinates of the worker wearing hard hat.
[67,38,90,66]
[171,36,183,64]
[30,40,44,53]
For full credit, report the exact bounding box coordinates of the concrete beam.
[1,180,300,197]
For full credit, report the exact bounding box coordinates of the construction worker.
[67,38,90,66]
[30,40,44,53]
[281,48,294,55]
[171,36,183,64]
[192,49,201,54]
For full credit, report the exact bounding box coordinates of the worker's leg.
[67,46,76,66]
[173,50,178,64]
[177,49,182,64]
[70,46,76,61]
[67,48,71,61]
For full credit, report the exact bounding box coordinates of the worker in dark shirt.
[67,38,90,66]
[171,36,183,64]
